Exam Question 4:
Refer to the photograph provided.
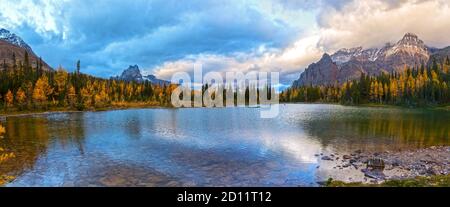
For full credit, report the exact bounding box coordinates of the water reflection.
[300,106,450,151]
[0,113,86,185]
[0,105,448,186]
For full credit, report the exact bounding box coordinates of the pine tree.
[76,60,81,74]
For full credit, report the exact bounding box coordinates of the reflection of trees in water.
[0,123,15,185]
[0,114,86,185]
[48,113,86,154]
[303,111,450,151]
[124,114,143,140]
[0,117,51,181]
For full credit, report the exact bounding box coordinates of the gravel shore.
[317,146,450,184]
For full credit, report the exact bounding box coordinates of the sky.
[1,0,450,85]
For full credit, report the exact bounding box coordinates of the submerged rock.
[367,158,385,170]
[343,155,351,159]
[321,156,333,161]
[361,169,386,180]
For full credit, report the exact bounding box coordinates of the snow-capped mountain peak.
[331,47,363,64]
[331,46,384,64]
[384,32,429,58]
[296,33,438,87]
[0,28,33,53]
[331,33,430,64]
[399,33,423,45]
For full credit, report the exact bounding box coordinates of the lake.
[0,104,449,186]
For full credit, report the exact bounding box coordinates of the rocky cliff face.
[120,65,143,82]
[294,33,444,86]
[293,54,339,87]
[116,65,170,85]
[0,28,52,71]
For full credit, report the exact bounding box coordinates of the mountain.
[143,74,170,85]
[115,65,170,85]
[292,53,339,86]
[429,46,450,65]
[0,28,33,52]
[294,33,448,87]
[119,65,143,82]
[0,28,52,71]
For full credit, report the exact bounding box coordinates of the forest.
[281,57,450,107]
[0,52,177,112]
[0,52,277,112]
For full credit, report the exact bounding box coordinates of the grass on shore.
[324,175,450,187]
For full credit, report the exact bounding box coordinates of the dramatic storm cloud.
[1,0,450,84]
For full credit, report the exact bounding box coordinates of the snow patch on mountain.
[331,33,430,65]
[0,28,33,53]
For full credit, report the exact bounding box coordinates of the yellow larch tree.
[5,90,13,108]
[54,67,69,105]
[32,75,54,107]
[67,84,77,107]
[15,88,27,109]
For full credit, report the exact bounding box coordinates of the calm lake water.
[1,104,449,186]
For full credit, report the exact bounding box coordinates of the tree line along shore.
[281,58,450,107]
[0,53,177,113]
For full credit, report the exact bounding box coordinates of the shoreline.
[281,102,450,110]
[2,102,449,118]
[0,105,173,118]
[317,146,450,187]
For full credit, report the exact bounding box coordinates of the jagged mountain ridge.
[0,28,34,53]
[114,65,170,85]
[294,33,447,87]
[0,28,52,71]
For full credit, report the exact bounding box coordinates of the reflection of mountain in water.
[0,113,86,182]
[302,109,450,151]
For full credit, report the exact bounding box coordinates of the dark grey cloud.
[3,0,300,77]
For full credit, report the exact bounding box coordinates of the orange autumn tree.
[4,90,13,109]
[0,124,5,137]
[15,88,27,110]
[32,75,54,108]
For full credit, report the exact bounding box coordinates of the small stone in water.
[321,156,333,161]
[367,158,385,170]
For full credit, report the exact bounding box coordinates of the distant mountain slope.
[429,46,450,65]
[114,65,170,85]
[143,74,171,85]
[0,28,52,71]
[294,33,449,87]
